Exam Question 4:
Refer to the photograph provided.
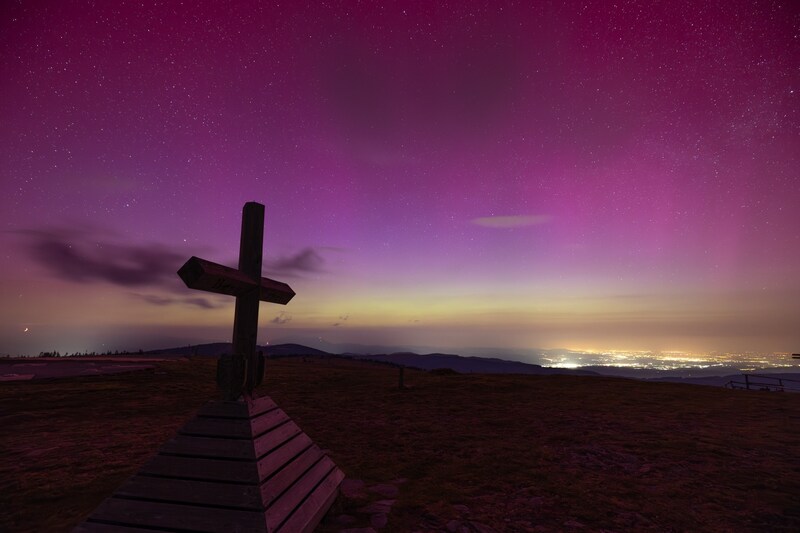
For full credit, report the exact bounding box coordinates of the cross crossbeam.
[178,257,295,304]
[177,202,294,400]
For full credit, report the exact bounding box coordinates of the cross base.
[216,352,266,401]
[74,395,344,533]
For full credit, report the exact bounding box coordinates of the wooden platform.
[73,396,344,533]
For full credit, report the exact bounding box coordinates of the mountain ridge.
[142,342,800,386]
[144,342,598,376]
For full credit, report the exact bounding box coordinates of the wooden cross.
[177,202,295,400]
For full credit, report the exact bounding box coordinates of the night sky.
[1,1,798,359]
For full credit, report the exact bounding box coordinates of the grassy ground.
[1,356,799,532]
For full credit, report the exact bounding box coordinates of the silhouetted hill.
[349,352,599,376]
[145,342,330,357]
[144,343,595,375]
[266,344,332,357]
[146,343,230,357]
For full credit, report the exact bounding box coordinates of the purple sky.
[1,1,798,358]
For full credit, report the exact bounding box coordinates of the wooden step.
[74,395,344,532]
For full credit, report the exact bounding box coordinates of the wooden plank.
[249,396,278,416]
[196,400,249,419]
[238,202,264,281]
[277,466,345,533]
[181,407,288,438]
[235,202,264,393]
[85,497,266,532]
[140,455,259,484]
[196,398,278,419]
[73,523,161,532]
[259,277,295,305]
[254,420,302,459]
[261,445,325,507]
[247,395,280,418]
[233,287,261,391]
[178,256,259,299]
[115,475,264,510]
[257,432,312,482]
[251,408,290,438]
[180,416,253,438]
[160,434,255,460]
[265,456,336,532]
[197,401,250,418]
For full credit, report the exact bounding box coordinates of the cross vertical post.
[233,202,264,393]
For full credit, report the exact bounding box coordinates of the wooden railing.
[725,374,800,392]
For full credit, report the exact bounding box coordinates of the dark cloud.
[271,312,292,324]
[184,297,220,309]
[133,293,222,309]
[265,248,325,277]
[19,229,184,287]
[138,294,173,306]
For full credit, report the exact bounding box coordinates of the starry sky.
[1,1,798,359]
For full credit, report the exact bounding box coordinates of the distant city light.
[543,349,799,372]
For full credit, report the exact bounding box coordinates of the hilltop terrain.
[1,356,799,532]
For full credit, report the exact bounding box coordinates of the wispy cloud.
[471,214,552,228]
[271,312,292,324]
[184,297,221,309]
[136,294,173,306]
[17,229,185,287]
[265,247,326,277]
[13,228,229,309]
[133,293,223,309]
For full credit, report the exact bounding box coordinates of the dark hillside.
[1,357,798,532]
